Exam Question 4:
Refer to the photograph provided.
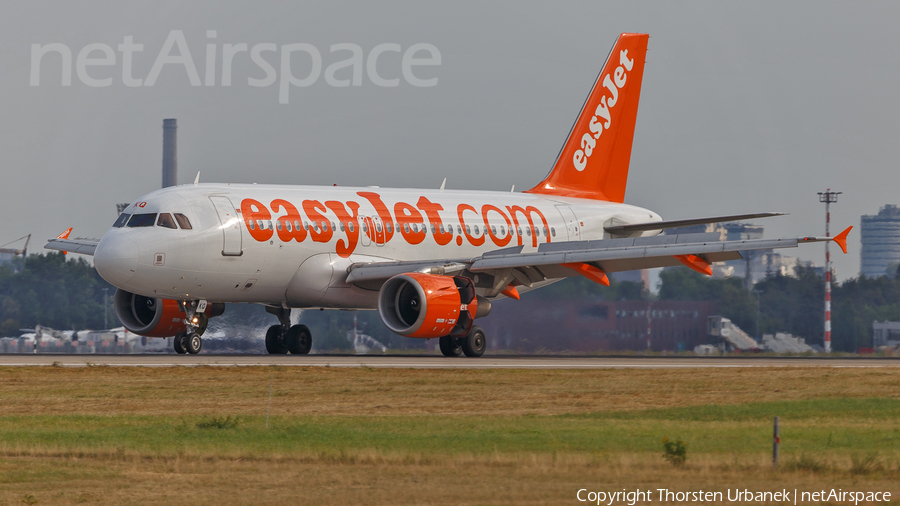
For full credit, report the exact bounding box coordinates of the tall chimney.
[162,118,177,188]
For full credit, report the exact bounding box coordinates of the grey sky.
[2,1,898,281]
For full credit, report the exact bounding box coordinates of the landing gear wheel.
[461,325,486,357]
[173,332,188,354]
[286,324,312,355]
[439,335,463,357]
[265,325,289,354]
[186,332,203,354]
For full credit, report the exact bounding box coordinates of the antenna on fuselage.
[193,171,201,185]
[510,185,515,193]
[440,178,446,191]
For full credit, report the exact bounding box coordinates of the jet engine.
[377,273,491,338]
[113,289,224,337]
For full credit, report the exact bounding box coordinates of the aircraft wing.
[468,232,826,273]
[346,227,851,296]
[44,238,99,256]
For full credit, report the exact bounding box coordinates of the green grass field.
[0,366,898,504]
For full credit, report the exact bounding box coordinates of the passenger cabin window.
[127,213,157,228]
[157,213,177,229]
[113,213,131,228]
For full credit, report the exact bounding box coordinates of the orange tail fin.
[525,33,649,202]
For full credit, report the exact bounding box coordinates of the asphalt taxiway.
[0,354,897,368]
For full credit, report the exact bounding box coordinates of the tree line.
[0,253,114,336]
[1,253,896,351]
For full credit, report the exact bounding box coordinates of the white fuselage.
[93,183,661,308]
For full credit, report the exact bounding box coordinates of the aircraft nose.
[94,234,139,287]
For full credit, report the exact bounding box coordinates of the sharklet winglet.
[833,226,852,254]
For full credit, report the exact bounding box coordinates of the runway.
[0,354,897,368]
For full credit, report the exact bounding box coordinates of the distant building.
[610,269,650,290]
[0,250,19,266]
[860,205,900,278]
[480,299,717,352]
[665,222,817,285]
[872,321,900,348]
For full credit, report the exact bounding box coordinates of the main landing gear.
[264,306,312,355]
[439,325,486,358]
[174,300,210,355]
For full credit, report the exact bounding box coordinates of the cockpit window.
[113,213,131,228]
[157,213,177,229]
[173,213,192,230]
[127,213,157,228]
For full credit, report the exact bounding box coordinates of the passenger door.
[209,196,243,256]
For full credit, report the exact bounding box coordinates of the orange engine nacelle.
[378,273,489,338]
[113,289,224,337]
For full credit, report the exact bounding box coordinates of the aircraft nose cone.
[94,234,138,288]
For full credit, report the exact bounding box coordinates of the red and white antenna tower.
[818,189,841,353]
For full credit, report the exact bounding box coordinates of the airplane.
[46,33,851,357]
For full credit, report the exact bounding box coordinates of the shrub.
[662,438,687,467]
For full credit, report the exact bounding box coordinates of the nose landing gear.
[173,300,209,355]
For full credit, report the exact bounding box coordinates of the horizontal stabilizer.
[604,212,786,235]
